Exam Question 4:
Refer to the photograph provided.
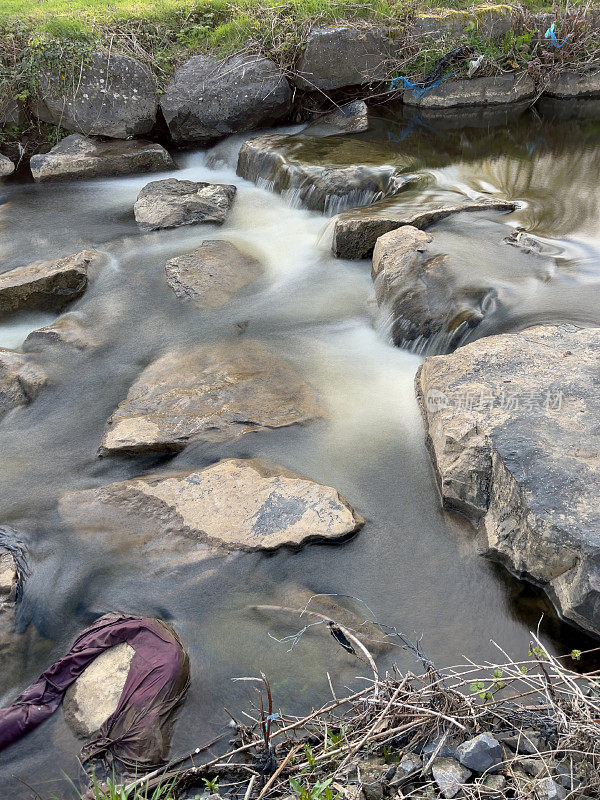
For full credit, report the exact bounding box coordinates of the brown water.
[1,103,600,797]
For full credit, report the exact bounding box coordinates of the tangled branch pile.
[114,601,600,800]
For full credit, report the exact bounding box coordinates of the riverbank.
[79,606,600,800]
[2,3,600,155]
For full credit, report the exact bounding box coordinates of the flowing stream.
[1,104,600,796]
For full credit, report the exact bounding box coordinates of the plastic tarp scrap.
[0,613,190,769]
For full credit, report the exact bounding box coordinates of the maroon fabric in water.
[0,613,190,768]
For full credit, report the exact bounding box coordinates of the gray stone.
[371,225,492,349]
[134,178,236,231]
[482,774,506,792]
[544,70,600,99]
[295,26,392,91]
[403,74,535,109]
[0,98,26,126]
[237,134,404,214]
[415,325,600,637]
[535,778,566,800]
[501,730,543,755]
[161,53,291,144]
[409,12,468,41]
[99,339,323,456]
[30,134,174,182]
[431,758,472,798]
[59,457,363,553]
[35,51,157,138]
[63,642,135,737]
[0,154,15,178]
[0,348,47,419]
[304,100,369,136]
[332,198,516,259]
[457,733,503,773]
[389,753,422,785]
[0,250,97,316]
[22,315,101,352]
[165,240,262,308]
[520,758,546,777]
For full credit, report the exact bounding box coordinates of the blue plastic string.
[544,22,569,49]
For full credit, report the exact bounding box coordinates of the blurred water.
[0,105,599,796]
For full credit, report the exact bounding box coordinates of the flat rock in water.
[237,134,404,214]
[23,315,101,352]
[294,27,392,91]
[0,349,47,419]
[165,240,262,308]
[416,324,600,637]
[59,458,363,553]
[303,100,369,136]
[63,642,135,738]
[0,250,97,316]
[544,70,600,99]
[34,51,157,138]
[161,53,291,143]
[99,339,323,456]
[30,134,175,182]
[371,225,492,350]
[0,154,15,178]
[134,178,236,231]
[332,198,516,259]
[403,74,535,108]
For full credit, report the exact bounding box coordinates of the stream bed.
[1,104,600,796]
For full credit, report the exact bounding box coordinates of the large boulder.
[415,324,600,637]
[0,250,98,316]
[237,134,405,214]
[0,98,26,126]
[294,26,392,91]
[372,225,492,350]
[30,134,174,182]
[60,458,363,553]
[0,349,47,419]
[99,339,323,456]
[0,154,15,178]
[543,69,600,99]
[165,240,262,308]
[403,74,535,109]
[134,178,236,231]
[160,54,291,144]
[332,198,516,259]
[63,643,135,737]
[34,51,158,138]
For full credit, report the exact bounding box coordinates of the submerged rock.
[0,349,47,419]
[34,51,158,138]
[0,547,18,645]
[237,134,405,214]
[134,178,236,231]
[304,100,369,136]
[30,134,174,182]
[99,339,323,456]
[0,154,15,178]
[161,53,291,143]
[23,315,101,352]
[165,240,262,308]
[63,642,136,737]
[332,198,516,259]
[371,225,492,350]
[60,458,363,552]
[416,324,600,637]
[294,26,392,91]
[403,74,535,109]
[0,250,97,316]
